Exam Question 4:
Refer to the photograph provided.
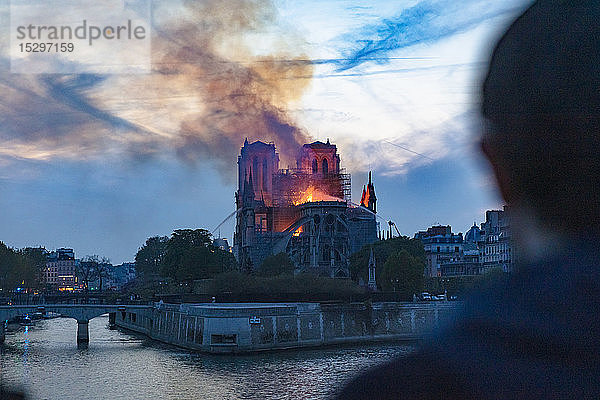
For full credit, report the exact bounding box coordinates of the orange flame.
[293,185,341,205]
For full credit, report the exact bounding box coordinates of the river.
[0,316,415,399]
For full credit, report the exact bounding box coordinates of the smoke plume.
[0,0,313,177]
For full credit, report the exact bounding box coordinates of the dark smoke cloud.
[0,0,313,176]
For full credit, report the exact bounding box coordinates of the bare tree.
[77,256,98,294]
[95,257,111,292]
[77,255,111,294]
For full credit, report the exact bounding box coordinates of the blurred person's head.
[481,0,600,240]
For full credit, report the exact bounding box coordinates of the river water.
[1,316,414,399]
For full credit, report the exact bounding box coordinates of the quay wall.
[115,302,460,353]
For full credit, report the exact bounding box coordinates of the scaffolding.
[272,168,351,206]
[269,168,351,232]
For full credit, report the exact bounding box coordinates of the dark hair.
[482,0,600,232]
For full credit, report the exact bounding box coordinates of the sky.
[0,0,532,263]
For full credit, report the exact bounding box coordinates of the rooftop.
[303,140,336,150]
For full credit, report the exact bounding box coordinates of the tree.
[0,242,19,291]
[257,252,295,276]
[135,236,168,280]
[349,236,426,285]
[18,247,47,291]
[378,249,424,298]
[0,243,47,292]
[95,257,111,292]
[77,257,97,293]
[78,255,111,292]
[205,271,366,301]
[160,229,237,282]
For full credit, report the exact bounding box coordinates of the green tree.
[0,243,48,292]
[135,236,168,280]
[349,236,426,285]
[205,271,366,301]
[378,249,424,298]
[0,242,19,291]
[257,252,295,276]
[160,229,237,282]
[18,247,47,290]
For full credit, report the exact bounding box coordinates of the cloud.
[333,108,480,178]
[0,0,314,178]
[281,0,531,179]
[0,0,531,183]
[334,0,528,71]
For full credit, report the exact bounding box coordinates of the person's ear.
[481,138,513,205]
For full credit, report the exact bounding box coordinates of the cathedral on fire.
[233,139,378,277]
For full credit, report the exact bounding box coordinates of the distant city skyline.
[0,0,529,263]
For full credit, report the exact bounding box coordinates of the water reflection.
[1,316,414,399]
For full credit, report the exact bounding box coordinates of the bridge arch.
[0,304,151,344]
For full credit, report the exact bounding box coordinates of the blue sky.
[0,0,530,263]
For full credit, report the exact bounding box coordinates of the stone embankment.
[115,302,460,353]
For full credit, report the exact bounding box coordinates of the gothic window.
[322,159,328,175]
[334,249,341,261]
[312,158,318,173]
[322,245,330,262]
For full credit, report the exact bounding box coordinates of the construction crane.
[387,220,401,238]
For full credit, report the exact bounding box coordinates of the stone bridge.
[0,304,152,343]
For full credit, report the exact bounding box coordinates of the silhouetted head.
[482,0,600,236]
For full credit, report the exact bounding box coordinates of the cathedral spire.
[360,171,377,213]
[368,247,377,291]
